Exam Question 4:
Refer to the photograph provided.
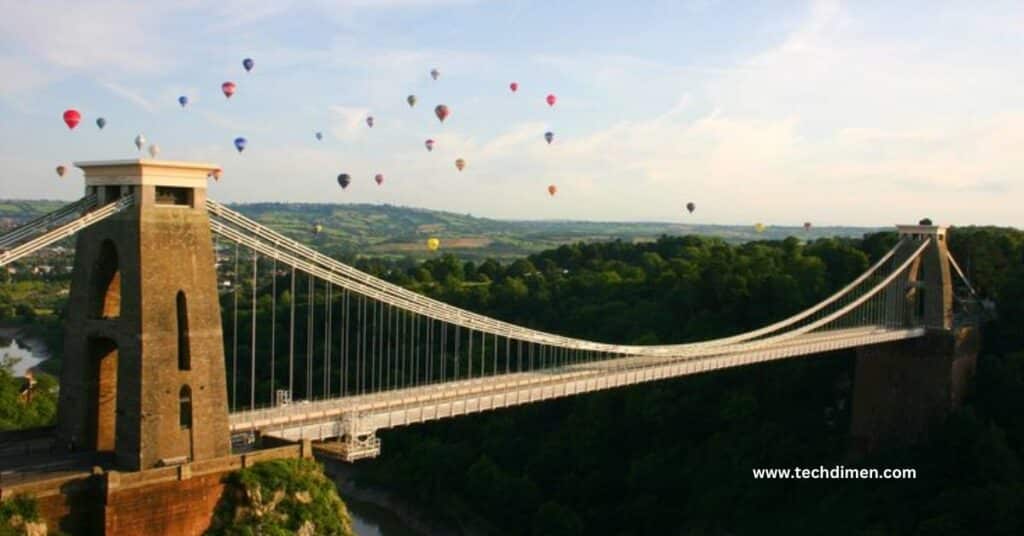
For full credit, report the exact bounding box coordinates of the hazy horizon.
[1,1,1021,228]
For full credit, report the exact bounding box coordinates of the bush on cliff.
[0,494,47,536]
[206,458,354,536]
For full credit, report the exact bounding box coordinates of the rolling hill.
[1,200,879,260]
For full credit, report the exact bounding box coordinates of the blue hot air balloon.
[234,137,247,153]
[315,132,323,141]
[96,117,107,130]
[178,95,188,108]
[243,58,254,72]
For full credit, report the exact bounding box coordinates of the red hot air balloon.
[509,82,519,92]
[546,94,557,107]
[210,168,223,181]
[434,104,449,123]
[63,109,81,130]
[548,185,557,196]
[375,173,384,186]
[222,81,236,99]
[425,139,435,152]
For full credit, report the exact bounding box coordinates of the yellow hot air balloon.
[426,237,440,251]
[754,223,766,233]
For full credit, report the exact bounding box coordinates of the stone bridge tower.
[56,159,230,471]
[850,223,978,456]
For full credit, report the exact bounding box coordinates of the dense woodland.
[2,225,1023,534]
[346,227,1024,535]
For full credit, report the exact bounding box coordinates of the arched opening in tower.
[92,240,121,319]
[87,336,119,453]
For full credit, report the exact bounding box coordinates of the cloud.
[328,105,372,141]
[0,56,59,95]
[100,81,155,112]
[0,1,174,75]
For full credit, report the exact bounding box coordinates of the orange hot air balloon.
[548,184,557,196]
[55,165,66,177]
[455,158,466,171]
[546,94,557,107]
[434,104,449,123]
[210,168,223,181]
[375,173,384,186]
[222,81,237,98]
[63,109,81,129]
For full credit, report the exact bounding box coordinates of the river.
[0,333,47,377]
[344,495,425,536]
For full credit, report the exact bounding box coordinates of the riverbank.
[325,458,479,536]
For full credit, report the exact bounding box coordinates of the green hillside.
[1,199,878,260]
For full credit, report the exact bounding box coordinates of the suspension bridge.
[0,159,978,465]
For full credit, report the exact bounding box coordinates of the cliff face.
[206,458,354,536]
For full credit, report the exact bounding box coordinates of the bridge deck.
[229,326,925,442]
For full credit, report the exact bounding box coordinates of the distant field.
[0,199,881,260]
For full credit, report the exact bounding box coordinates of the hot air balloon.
[222,81,236,99]
[375,173,384,186]
[426,238,440,251]
[430,68,440,80]
[366,116,374,128]
[510,82,519,92]
[234,137,247,153]
[312,223,323,235]
[686,202,695,214]
[243,58,254,72]
[434,104,449,123]
[544,131,554,144]
[754,223,766,233]
[134,134,146,151]
[148,144,160,158]
[55,165,66,177]
[63,109,81,130]
[96,117,107,130]
[548,185,557,196]
[546,94,557,107]
[425,139,435,152]
[315,131,323,141]
[210,168,223,181]
[337,173,351,189]
[803,222,812,231]
[406,95,417,108]
[178,95,188,108]
[455,158,466,172]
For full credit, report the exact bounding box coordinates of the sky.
[0,0,1022,227]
